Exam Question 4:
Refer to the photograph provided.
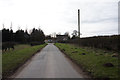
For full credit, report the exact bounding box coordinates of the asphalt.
[14,43,84,78]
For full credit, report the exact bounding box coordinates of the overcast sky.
[0,0,119,37]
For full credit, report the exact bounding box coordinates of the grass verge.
[55,43,118,79]
[2,44,47,78]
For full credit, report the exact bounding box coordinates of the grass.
[2,44,31,54]
[2,44,47,78]
[55,43,118,79]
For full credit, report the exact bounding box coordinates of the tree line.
[2,28,45,51]
[2,28,45,44]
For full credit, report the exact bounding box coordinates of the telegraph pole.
[78,9,80,38]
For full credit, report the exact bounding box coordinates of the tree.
[64,32,69,36]
[2,28,12,42]
[64,32,70,39]
[14,29,26,43]
[71,30,78,39]
[72,30,77,37]
[24,30,30,43]
[2,27,45,45]
[45,35,52,40]
[30,28,45,44]
[9,29,14,41]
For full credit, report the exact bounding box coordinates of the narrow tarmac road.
[14,43,84,78]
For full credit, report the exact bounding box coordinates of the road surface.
[13,43,84,78]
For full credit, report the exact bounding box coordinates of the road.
[13,43,84,78]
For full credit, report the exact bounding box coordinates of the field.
[55,43,118,79]
[2,44,47,78]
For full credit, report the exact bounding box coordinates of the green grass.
[2,44,47,78]
[55,43,118,79]
[2,44,31,54]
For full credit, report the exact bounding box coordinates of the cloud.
[0,0,119,37]
[82,17,117,23]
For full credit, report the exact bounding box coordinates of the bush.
[2,42,16,51]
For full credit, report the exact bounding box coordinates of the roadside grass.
[2,44,47,78]
[55,43,118,79]
[2,44,31,54]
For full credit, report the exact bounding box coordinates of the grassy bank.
[2,44,47,78]
[55,43,118,79]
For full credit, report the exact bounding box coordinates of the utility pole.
[78,9,80,38]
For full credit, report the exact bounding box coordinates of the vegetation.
[30,28,45,44]
[2,26,46,78]
[2,27,45,53]
[67,35,119,52]
[55,43,118,79]
[2,44,47,78]
[2,28,45,44]
[2,44,31,53]
[2,42,15,51]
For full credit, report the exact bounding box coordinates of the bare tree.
[72,30,78,37]
[64,32,69,36]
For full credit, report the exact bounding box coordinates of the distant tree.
[30,28,45,44]
[24,30,30,43]
[64,32,69,36]
[2,28,12,42]
[14,29,26,43]
[71,30,78,39]
[64,32,70,39]
[72,30,77,36]
[45,35,52,39]
[2,27,45,45]
[9,29,14,41]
